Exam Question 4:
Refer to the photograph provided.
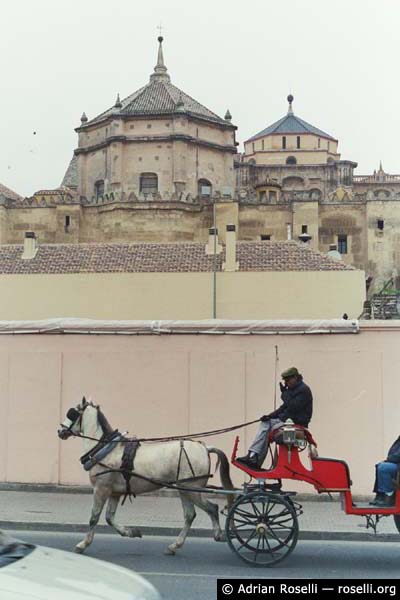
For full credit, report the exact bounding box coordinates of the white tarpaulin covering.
[0,318,359,335]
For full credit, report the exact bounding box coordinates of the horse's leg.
[75,489,108,554]
[105,495,142,538]
[190,492,224,542]
[165,492,196,555]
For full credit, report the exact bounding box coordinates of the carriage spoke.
[232,521,254,530]
[236,529,257,552]
[250,500,262,517]
[232,515,254,526]
[265,524,291,547]
[268,515,293,528]
[254,535,262,561]
[235,507,258,519]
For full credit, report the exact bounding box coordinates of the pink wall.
[0,323,398,494]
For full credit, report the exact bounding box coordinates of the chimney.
[205,227,222,255]
[223,224,239,272]
[327,244,342,261]
[22,231,38,260]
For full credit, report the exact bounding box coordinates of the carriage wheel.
[225,491,298,567]
[394,515,400,534]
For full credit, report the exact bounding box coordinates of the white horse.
[58,397,234,555]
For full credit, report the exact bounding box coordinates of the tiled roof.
[0,241,354,274]
[248,114,336,142]
[0,183,23,202]
[84,80,229,128]
[61,156,78,189]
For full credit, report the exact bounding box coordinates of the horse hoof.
[126,527,142,538]
[215,533,226,542]
[164,547,176,555]
[74,545,85,554]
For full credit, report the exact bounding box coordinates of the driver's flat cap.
[281,367,300,379]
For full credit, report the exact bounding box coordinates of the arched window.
[140,173,158,194]
[248,159,256,166]
[286,156,297,165]
[94,180,104,198]
[198,178,212,198]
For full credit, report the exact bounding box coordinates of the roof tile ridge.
[162,81,179,106]
[293,114,336,140]
[247,114,289,141]
[299,243,354,270]
[169,82,225,122]
[121,83,153,109]
[85,84,149,125]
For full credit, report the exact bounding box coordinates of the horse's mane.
[79,398,114,435]
[96,406,114,435]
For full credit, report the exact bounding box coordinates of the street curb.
[0,483,377,503]
[1,521,399,542]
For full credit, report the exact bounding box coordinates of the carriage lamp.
[282,426,297,445]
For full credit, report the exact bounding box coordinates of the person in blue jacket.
[370,437,400,507]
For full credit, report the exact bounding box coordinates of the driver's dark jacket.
[267,379,313,427]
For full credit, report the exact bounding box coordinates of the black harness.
[176,439,196,481]
[80,430,122,471]
[120,437,141,505]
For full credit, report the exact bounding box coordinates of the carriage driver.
[237,367,313,469]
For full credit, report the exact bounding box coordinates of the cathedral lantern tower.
[72,37,237,202]
[244,95,340,167]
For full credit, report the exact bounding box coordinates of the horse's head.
[58,397,113,441]
[58,396,92,440]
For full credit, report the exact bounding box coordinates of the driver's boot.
[236,453,259,468]
[369,492,385,505]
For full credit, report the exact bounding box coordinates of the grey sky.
[1,0,398,197]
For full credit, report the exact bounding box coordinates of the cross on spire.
[157,23,163,37]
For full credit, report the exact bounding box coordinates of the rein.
[69,418,260,444]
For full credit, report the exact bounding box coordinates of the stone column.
[215,201,239,242]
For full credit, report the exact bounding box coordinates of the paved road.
[9,531,400,600]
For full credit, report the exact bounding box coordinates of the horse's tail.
[207,447,235,508]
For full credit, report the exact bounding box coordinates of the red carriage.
[226,423,400,566]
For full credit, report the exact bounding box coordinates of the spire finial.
[176,92,185,112]
[150,32,171,83]
[379,160,383,172]
[114,93,122,109]
[224,109,232,122]
[287,94,294,115]
[80,112,88,124]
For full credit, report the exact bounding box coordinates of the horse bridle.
[61,406,85,434]
[60,404,112,441]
